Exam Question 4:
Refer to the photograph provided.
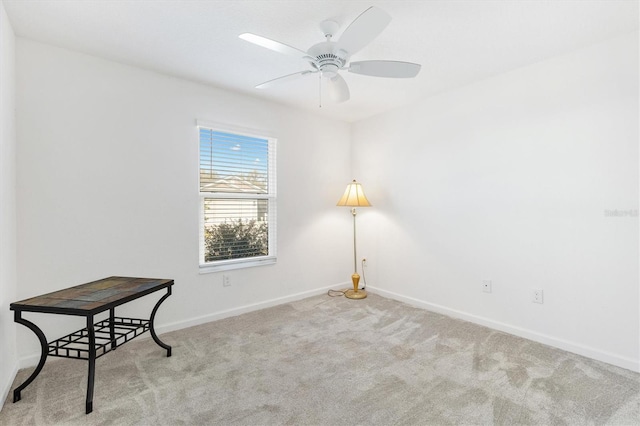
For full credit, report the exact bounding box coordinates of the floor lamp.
[337,180,371,299]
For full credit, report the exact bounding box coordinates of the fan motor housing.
[308,41,346,77]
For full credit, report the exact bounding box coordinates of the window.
[198,123,277,272]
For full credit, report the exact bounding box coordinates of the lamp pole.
[352,207,357,274]
[346,206,365,299]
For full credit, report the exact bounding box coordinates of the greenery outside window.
[198,122,277,272]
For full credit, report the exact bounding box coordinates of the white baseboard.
[367,286,640,373]
[154,283,345,335]
[18,283,346,369]
[18,283,635,374]
[1,362,19,412]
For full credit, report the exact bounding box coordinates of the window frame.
[197,121,277,273]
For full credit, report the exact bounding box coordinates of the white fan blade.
[337,7,391,56]
[256,70,315,89]
[328,74,350,103]
[348,61,421,78]
[239,33,313,61]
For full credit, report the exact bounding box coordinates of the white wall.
[353,32,639,371]
[0,0,17,407]
[15,39,353,361]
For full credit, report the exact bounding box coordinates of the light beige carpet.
[1,293,638,425]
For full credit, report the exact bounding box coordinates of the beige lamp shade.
[337,180,371,207]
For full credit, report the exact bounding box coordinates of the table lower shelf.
[48,317,150,360]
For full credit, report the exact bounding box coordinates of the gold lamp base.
[345,273,367,300]
[345,289,367,299]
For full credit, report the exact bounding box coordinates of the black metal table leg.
[86,315,96,414]
[12,310,48,402]
[149,286,172,357]
[109,307,116,351]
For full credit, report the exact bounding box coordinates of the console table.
[10,276,173,414]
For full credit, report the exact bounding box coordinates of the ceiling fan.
[239,6,421,103]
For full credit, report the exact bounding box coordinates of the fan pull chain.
[318,74,322,108]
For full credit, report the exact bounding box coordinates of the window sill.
[199,256,277,274]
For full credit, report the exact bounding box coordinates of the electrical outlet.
[222,275,231,287]
[482,280,492,293]
[532,289,543,304]
[362,258,368,267]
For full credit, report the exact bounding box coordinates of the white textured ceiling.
[4,0,639,122]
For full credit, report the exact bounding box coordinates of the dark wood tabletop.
[10,276,174,316]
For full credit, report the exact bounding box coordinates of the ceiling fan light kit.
[239,6,421,103]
